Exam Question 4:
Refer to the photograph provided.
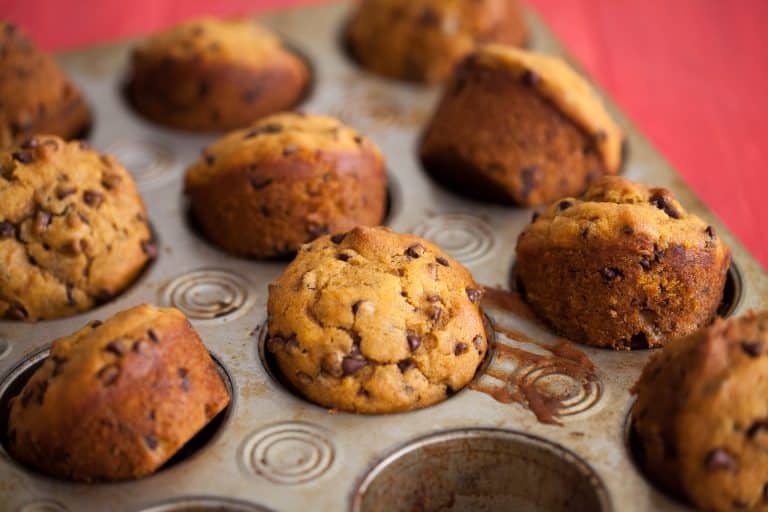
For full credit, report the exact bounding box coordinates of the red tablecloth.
[2,0,766,269]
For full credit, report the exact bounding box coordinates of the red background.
[1,0,766,269]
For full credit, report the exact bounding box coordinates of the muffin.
[632,311,768,511]
[5,304,230,482]
[345,0,527,83]
[185,113,387,259]
[0,135,155,321]
[515,176,731,350]
[266,226,488,414]
[126,17,309,132]
[0,22,91,148]
[420,44,624,206]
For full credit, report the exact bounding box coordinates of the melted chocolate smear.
[472,287,598,426]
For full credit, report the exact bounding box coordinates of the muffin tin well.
[0,3,765,511]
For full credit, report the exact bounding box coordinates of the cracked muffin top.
[522,176,726,256]
[632,311,768,511]
[0,22,91,148]
[472,45,623,173]
[0,136,155,321]
[185,113,379,187]
[266,226,487,413]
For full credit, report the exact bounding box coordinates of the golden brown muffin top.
[267,226,487,413]
[133,17,286,66]
[0,22,85,147]
[0,136,153,320]
[185,113,381,187]
[474,44,623,173]
[522,176,728,257]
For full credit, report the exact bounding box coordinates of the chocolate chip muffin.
[0,22,91,149]
[0,136,155,321]
[266,226,488,413]
[185,113,387,259]
[420,45,624,206]
[632,311,768,511]
[5,304,230,482]
[126,17,309,132]
[515,176,731,350]
[345,0,527,84]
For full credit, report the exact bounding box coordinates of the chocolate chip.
[436,257,449,267]
[307,224,329,239]
[353,135,363,145]
[466,288,482,304]
[83,190,103,208]
[650,193,681,219]
[342,356,367,375]
[55,185,76,199]
[20,138,38,149]
[244,123,282,138]
[417,6,440,26]
[105,339,126,356]
[147,329,159,343]
[747,420,768,438]
[473,335,484,351]
[405,244,425,258]
[101,174,122,190]
[12,151,33,163]
[600,267,623,282]
[89,320,103,328]
[21,379,48,407]
[521,69,539,86]
[407,332,421,351]
[430,307,442,322]
[337,253,351,262]
[97,364,120,386]
[622,225,634,235]
[198,80,210,97]
[0,221,15,239]
[331,233,346,244]
[705,448,738,472]
[140,240,158,259]
[50,356,67,377]
[639,256,652,271]
[178,368,190,392]
[454,342,468,355]
[557,200,573,211]
[742,341,764,357]
[5,304,28,320]
[397,359,416,372]
[249,176,273,189]
[144,434,158,450]
[706,225,717,239]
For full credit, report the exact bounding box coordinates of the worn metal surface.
[0,2,765,511]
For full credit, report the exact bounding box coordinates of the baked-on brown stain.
[473,286,598,425]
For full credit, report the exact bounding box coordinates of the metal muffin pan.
[1,2,766,511]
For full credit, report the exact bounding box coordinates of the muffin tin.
[0,3,765,511]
